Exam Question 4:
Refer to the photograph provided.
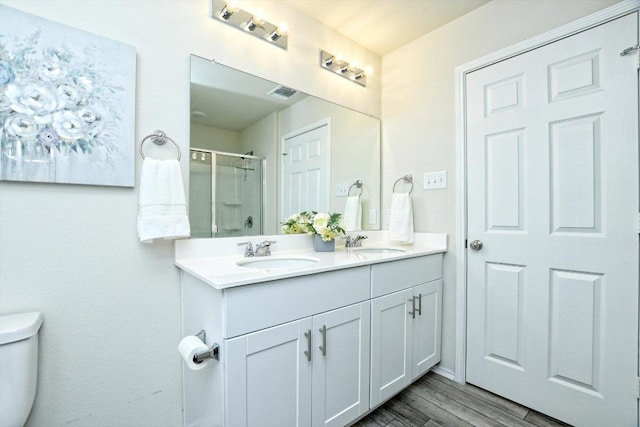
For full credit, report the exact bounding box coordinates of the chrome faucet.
[255,240,277,256]
[343,234,368,248]
[237,241,254,257]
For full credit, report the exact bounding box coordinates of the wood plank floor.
[353,372,571,427]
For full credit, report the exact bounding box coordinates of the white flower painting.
[0,5,136,187]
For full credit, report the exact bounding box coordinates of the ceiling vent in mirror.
[267,85,298,100]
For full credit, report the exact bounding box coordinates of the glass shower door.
[214,153,262,238]
[189,149,262,238]
[188,150,213,238]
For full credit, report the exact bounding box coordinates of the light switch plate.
[369,208,377,225]
[336,182,350,196]
[423,170,447,190]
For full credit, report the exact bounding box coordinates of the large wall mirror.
[189,55,381,238]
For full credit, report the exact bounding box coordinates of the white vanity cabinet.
[311,301,370,427]
[369,255,443,407]
[224,301,370,427]
[179,249,444,427]
[181,266,371,427]
[225,317,313,427]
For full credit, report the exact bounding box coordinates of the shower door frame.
[190,148,265,238]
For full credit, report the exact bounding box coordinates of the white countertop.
[175,232,447,290]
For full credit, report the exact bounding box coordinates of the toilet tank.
[0,312,43,427]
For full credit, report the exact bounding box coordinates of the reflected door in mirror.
[281,122,330,220]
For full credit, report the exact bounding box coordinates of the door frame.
[279,117,331,222]
[454,0,640,384]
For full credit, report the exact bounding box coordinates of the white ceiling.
[281,0,491,56]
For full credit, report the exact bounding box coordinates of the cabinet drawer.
[224,266,370,338]
[371,254,442,298]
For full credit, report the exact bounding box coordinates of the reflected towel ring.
[348,180,363,197]
[140,130,181,160]
[393,174,413,194]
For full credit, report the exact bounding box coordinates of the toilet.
[0,312,43,427]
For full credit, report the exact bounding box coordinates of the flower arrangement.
[282,211,345,242]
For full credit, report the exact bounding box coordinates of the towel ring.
[348,180,363,197]
[140,130,181,160]
[393,174,413,194]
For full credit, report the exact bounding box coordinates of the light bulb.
[218,1,238,20]
[245,16,259,31]
[269,23,288,41]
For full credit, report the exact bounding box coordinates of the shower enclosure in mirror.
[189,149,263,238]
[190,55,381,238]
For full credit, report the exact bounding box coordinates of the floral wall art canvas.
[0,5,136,187]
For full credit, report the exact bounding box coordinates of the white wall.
[0,1,380,426]
[381,0,619,374]
[191,123,241,153]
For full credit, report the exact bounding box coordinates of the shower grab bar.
[392,174,414,195]
[348,180,363,197]
[139,130,181,160]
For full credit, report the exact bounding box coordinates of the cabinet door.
[312,301,370,427]
[370,289,411,407]
[225,318,313,427]
[410,279,442,380]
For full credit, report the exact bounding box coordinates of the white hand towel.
[389,193,414,244]
[343,195,362,231]
[137,158,191,243]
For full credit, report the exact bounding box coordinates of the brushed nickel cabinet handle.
[319,325,327,356]
[304,329,312,362]
[408,296,416,319]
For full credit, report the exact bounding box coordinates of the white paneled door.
[281,123,330,221]
[466,13,639,427]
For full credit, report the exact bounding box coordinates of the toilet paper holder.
[193,329,220,363]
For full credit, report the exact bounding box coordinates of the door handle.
[469,240,483,251]
[318,325,327,356]
[416,293,422,316]
[304,329,312,362]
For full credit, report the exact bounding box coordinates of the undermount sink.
[353,247,406,259]
[236,256,319,270]
[353,248,406,254]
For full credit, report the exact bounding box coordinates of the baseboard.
[431,365,456,381]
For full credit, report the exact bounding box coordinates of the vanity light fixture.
[210,0,288,50]
[320,49,368,87]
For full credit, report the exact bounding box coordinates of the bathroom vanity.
[175,233,446,427]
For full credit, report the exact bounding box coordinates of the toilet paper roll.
[178,335,210,371]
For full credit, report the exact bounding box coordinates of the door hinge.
[636,377,640,398]
[620,45,640,70]
[465,239,468,249]
[637,213,640,234]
